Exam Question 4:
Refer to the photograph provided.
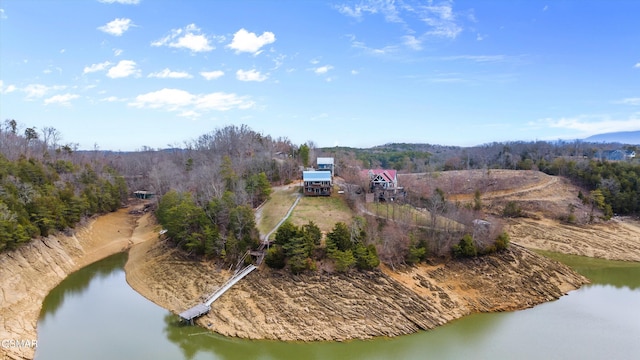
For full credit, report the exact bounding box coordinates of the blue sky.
[1,0,638,151]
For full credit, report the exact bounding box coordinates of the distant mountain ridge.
[584,131,640,144]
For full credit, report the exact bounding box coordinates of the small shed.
[134,190,155,199]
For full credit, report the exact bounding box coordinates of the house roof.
[317,157,334,165]
[303,171,332,181]
[360,169,397,182]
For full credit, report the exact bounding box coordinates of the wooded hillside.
[0,120,127,251]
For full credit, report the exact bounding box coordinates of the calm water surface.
[35,252,640,360]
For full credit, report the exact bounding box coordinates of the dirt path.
[448,172,559,202]
[0,207,156,360]
[263,194,301,241]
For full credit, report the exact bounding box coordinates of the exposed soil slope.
[127,238,586,341]
[401,170,640,261]
[508,217,640,262]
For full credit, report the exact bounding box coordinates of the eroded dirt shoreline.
[0,208,155,360]
[126,237,587,341]
[3,206,639,358]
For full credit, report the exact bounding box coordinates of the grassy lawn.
[289,191,354,233]
[257,185,300,236]
[259,184,464,240]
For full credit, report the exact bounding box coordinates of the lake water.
[35,252,640,360]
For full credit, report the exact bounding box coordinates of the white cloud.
[44,93,79,106]
[98,0,140,4]
[23,84,65,98]
[532,115,640,137]
[0,81,16,94]
[129,88,254,113]
[543,5,549,11]
[236,69,267,82]
[335,4,365,18]
[350,35,398,56]
[200,70,224,80]
[0,8,6,19]
[114,48,123,56]
[439,55,507,63]
[151,24,214,53]
[130,88,194,110]
[98,18,134,36]
[403,35,422,50]
[634,62,640,68]
[107,60,140,78]
[178,110,201,118]
[195,92,254,110]
[335,2,402,23]
[43,66,62,74]
[420,1,463,39]
[228,28,275,54]
[148,68,193,79]
[314,65,334,75]
[338,0,465,53]
[101,96,123,102]
[617,98,640,106]
[83,61,112,74]
[351,70,359,75]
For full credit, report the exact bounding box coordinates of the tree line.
[265,219,379,273]
[324,140,639,216]
[0,120,128,251]
[539,158,640,216]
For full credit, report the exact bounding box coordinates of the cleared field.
[256,185,299,236]
[288,191,354,233]
[365,202,464,230]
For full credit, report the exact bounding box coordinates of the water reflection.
[161,304,507,360]
[37,251,640,360]
[39,252,127,318]
[536,251,640,289]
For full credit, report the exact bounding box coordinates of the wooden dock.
[178,303,210,324]
[179,264,257,323]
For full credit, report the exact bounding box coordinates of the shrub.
[452,234,477,258]
[265,246,286,269]
[406,246,427,265]
[502,201,523,218]
[330,249,356,272]
[354,244,380,270]
[494,232,510,251]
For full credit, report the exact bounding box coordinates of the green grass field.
[288,192,354,233]
[258,184,462,240]
[257,185,299,236]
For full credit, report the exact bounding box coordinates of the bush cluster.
[266,220,380,273]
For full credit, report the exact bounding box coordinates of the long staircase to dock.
[179,190,303,324]
[179,264,257,323]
